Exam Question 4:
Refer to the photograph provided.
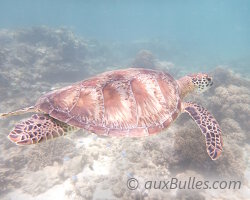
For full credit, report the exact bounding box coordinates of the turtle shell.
[36,68,181,136]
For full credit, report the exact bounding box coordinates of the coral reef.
[131,49,156,69]
[131,49,179,76]
[170,122,246,180]
[26,138,77,171]
[0,163,21,194]
[0,27,249,199]
[0,27,118,108]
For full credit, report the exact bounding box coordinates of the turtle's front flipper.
[182,102,223,160]
[8,114,78,145]
[0,106,36,118]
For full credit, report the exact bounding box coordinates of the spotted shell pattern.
[36,68,181,136]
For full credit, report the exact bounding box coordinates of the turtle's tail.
[0,106,36,118]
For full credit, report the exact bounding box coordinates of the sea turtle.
[0,68,223,160]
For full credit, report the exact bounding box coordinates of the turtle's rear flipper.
[183,102,223,160]
[8,114,77,145]
[0,106,36,118]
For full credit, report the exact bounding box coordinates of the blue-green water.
[0,1,249,200]
[1,0,250,73]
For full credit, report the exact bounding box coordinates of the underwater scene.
[0,1,249,199]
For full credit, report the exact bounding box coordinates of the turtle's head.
[178,73,213,98]
[189,73,213,93]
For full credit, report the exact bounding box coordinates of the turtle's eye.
[205,76,213,87]
[191,74,213,93]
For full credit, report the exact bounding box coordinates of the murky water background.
[0,1,249,200]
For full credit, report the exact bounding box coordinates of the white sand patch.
[92,157,111,176]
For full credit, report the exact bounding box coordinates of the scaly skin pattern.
[8,114,78,145]
[177,73,212,98]
[182,102,223,160]
[35,68,181,136]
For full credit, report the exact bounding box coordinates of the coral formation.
[26,138,77,171]
[131,49,178,76]
[171,122,246,180]
[0,27,118,107]
[0,163,21,194]
[131,49,156,69]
